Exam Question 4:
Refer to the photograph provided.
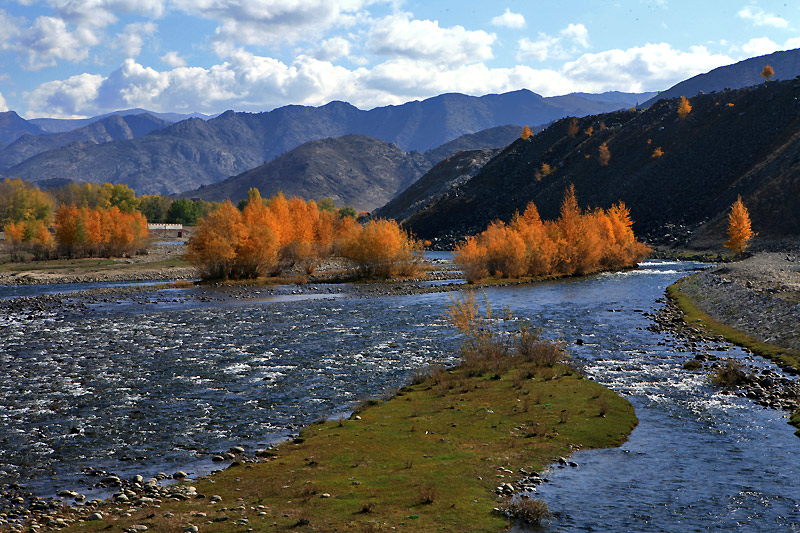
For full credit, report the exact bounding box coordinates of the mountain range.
[186,126,523,211]
[0,90,651,195]
[0,113,171,171]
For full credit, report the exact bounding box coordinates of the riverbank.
[20,356,635,532]
[652,252,800,434]
[0,245,195,285]
[669,252,800,371]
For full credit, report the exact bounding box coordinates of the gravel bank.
[676,252,800,355]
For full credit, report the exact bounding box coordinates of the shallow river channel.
[1,259,799,531]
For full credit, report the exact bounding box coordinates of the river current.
[1,259,798,531]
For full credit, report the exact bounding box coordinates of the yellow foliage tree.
[340,219,421,278]
[652,147,664,158]
[521,125,533,140]
[677,96,692,119]
[454,185,650,282]
[598,142,611,166]
[535,162,553,181]
[761,64,774,82]
[567,117,579,137]
[724,195,755,256]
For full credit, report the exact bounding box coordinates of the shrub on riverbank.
[339,218,422,278]
[711,358,749,389]
[187,188,420,280]
[445,291,568,377]
[454,185,651,283]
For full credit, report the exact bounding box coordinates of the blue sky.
[0,1,798,118]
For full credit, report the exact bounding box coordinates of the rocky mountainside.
[423,125,529,164]
[187,135,430,211]
[643,47,800,107]
[184,125,524,210]
[402,78,800,249]
[0,113,171,170]
[0,111,45,147]
[2,89,648,195]
[374,149,499,223]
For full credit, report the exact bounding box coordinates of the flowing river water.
[1,259,799,530]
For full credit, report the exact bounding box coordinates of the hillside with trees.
[401,78,800,249]
[642,47,800,107]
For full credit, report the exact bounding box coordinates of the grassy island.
[63,296,637,532]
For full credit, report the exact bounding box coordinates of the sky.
[0,1,798,119]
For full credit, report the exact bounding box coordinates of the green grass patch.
[64,365,635,532]
[668,277,800,372]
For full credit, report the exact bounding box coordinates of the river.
[1,259,798,530]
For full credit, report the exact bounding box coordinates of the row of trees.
[5,204,149,259]
[454,185,651,282]
[187,189,419,280]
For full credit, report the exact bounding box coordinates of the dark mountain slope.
[374,149,499,223]
[0,111,45,146]
[4,89,649,194]
[0,113,171,170]
[424,125,525,164]
[643,48,800,107]
[404,79,800,247]
[187,135,431,211]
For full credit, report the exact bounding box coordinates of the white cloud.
[17,15,96,70]
[23,40,744,118]
[517,34,560,62]
[740,36,780,56]
[368,13,495,65]
[172,0,372,47]
[27,72,105,118]
[161,50,187,67]
[561,23,588,49]
[0,10,23,51]
[516,23,589,62]
[50,0,165,26]
[738,6,789,28]
[562,43,732,93]
[0,91,8,112]
[314,36,352,61]
[115,21,157,58]
[491,8,525,29]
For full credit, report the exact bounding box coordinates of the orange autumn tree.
[454,185,650,282]
[724,195,755,256]
[339,218,421,278]
[186,201,247,279]
[53,204,148,258]
[521,125,533,140]
[567,117,579,137]
[677,96,692,119]
[187,189,417,280]
[598,142,611,166]
[761,64,774,82]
